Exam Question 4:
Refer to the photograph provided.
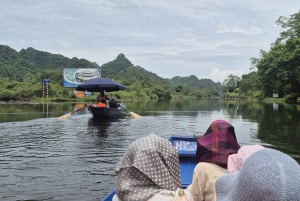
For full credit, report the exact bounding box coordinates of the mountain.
[101,53,168,84]
[0,45,221,92]
[0,45,99,81]
[170,75,222,92]
[0,45,37,81]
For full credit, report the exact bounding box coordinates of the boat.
[102,135,197,201]
[74,77,133,119]
[87,101,126,119]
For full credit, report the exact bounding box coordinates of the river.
[0,98,300,200]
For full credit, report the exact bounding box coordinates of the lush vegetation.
[222,10,300,104]
[0,46,222,101]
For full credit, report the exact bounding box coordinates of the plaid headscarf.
[115,134,181,201]
[196,120,240,168]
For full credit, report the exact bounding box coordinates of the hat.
[227,144,264,173]
[215,148,300,201]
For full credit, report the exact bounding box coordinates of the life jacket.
[97,102,106,107]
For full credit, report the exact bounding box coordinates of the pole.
[46,82,49,99]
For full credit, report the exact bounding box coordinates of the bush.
[284,93,300,104]
[252,91,264,100]
[0,89,14,101]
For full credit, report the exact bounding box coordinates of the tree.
[222,74,241,93]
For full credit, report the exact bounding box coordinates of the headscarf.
[227,144,264,173]
[115,134,181,201]
[196,120,240,168]
[215,148,300,201]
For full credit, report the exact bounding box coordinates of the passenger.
[215,148,300,201]
[112,134,194,201]
[188,120,240,201]
[97,90,110,105]
[227,144,264,173]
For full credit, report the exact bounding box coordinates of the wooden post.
[46,82,49,99]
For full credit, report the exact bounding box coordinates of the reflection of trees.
[241,102,300,163]
[123,98,223,116]
[222,100,240,119]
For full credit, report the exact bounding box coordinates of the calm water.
[1,99,300,201]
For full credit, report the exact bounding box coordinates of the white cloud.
[1,0,300,84]
[216,23,264,35]
[209,68,243,83]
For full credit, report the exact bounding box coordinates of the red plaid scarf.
[196,120,240,168]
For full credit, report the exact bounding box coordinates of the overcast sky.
[1,0,300,83]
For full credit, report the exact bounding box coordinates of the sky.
[1,0,300,83]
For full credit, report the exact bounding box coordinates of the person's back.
[215,148,300,201]
[113,134,194,201]
[189,119,240,201]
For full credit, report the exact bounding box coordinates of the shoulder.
[194,162,227,176]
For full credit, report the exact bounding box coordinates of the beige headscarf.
[115,134,181,201]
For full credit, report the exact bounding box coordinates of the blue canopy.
[74,77,126,92]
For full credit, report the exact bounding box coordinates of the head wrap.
[227,144,264,173]
[216,148,300,201]
[196,120,240,168]
[115,134,181,201]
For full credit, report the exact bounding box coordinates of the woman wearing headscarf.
[188,120,240,201]
[113,133,194,201]
[215,148,300,201]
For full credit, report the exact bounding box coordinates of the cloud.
[1,0,300,84]
[209,68,243,83]
[216,23,264,35]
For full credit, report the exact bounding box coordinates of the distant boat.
[75,77,127,119]
[87,101,125,119]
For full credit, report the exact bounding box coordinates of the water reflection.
[1,99,300,200]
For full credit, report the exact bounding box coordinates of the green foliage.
[244,10,300,103]
[0,89,14,101]
[251,91,264,100]
[175,85,183,92]
[222,74,241,93]
[0,46,222,101]
[283,93,300,104]
[240,72,260,95]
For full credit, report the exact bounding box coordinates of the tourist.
[112,134,194,201]
[215,148,300,201]
[188,120,240,201]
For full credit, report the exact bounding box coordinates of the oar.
[122,106,142,119]
[110,99,142,118]
[58,104,89,119]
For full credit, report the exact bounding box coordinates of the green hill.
[0,45,99,82]
[0,45,221,93]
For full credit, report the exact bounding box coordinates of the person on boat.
[97,90,110,107]
[227,144,264,173]
[215,148,300,201]
[188,120,241,201]
[112,133,194,201]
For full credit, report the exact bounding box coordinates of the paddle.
[122,106,142,119]
[58,104,89,119]
[110,99,142,119]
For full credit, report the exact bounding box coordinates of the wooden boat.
[87,102,126,119]
[102,135,197,201]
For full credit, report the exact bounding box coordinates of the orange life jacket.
[97,102,106,107]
